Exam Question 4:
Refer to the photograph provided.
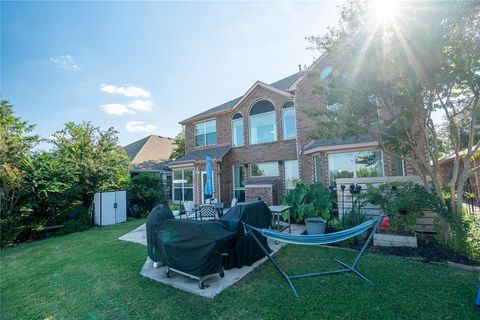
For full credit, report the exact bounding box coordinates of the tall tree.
[50,122,130,212]
[169,128,185,160]
[306,0,479,242]
[0,100,39,244]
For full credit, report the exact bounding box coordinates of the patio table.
[268,205,291,233]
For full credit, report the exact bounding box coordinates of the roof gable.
[123,135,176,171]
[180,71,303,124]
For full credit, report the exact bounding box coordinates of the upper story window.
[232,113,244,147]
[282,101,296,140]
[195,120,216,147]
[249,100,277,145]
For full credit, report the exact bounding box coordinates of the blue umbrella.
[204,155,213,201]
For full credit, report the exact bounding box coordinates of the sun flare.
[371,0,400,20]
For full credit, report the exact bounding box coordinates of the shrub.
[61,205,91,235]
[282,182,333,222]
[358,182,438,235]
[127,173,163,216]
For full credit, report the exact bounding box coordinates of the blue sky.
[1,1,340,147]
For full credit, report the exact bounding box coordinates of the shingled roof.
[124,135,176,172]
[304,135,377,152]
[169,145,231,164]
[181,71,303,123]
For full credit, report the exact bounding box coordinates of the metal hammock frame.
[244,215,383,298]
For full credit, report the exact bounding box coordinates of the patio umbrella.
[204,155,213,202]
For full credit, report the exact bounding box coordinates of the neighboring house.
[124,135,176,199]
[169,55,413,206]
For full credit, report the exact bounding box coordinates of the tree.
[169,128,185,160]
[306,1,479,243]
[50,122,130,215]
[0,100,39,245]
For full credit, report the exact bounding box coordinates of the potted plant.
[283,182,333,234]
[169,204,180,216]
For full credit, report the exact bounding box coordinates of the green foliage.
[1,103,131,245]
[127,173,163,216]
[50,121,131,210]
[61,205,91,235]
[169,129,185,161]
[282,182,333,222]
[339,208,369,244]
[0,100,40,246]
[169,204,179,211]
[359,182,439,235]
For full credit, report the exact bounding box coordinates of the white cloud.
[49,55,80,70]
[128,100,154,112]
[99,103,135,116]
[100,84,151,98]
[125,121,157,132]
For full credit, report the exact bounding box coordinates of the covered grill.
[219,200,273,269]
[158,219,236,288]
[146,204,175,265]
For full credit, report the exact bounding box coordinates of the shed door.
[101,192,116,226]
[115,191,127,223]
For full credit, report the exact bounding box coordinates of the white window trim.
[232,165,245,198]
[327,150,385,185]
[282,103,296,141]
[249,110,277,145]
[284,159,300,190]
[250,161,279,178]
[172,168,194,202]
[231,117,244,147]
[194,120,216,148]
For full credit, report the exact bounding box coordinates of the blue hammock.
[248,219,376,245]
[244,215,383,298]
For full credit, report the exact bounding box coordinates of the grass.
[1,219,479,320]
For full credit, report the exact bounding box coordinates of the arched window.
[249,100,276,145]
[282,101,296,140]
[232,113,244,147]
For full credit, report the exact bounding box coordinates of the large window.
[328,150,384,185]
[232,113,244,147]
[284,160,300,190]
[282,101,296,140]
[251,162,279,177]
[173,168,193,202]
[249,100,276,144]
[233,165,245,202]
[195,120,216,147]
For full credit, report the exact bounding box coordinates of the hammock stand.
[244,215,383,298]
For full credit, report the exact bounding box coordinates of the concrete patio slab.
[119,222,306,298]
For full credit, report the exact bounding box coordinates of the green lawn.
[1,219,479,320]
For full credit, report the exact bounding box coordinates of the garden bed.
[330,231,480,267]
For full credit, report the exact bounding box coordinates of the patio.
[119,222,307,298]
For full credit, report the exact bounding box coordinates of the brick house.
[169,55,413,206]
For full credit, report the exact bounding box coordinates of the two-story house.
[169,55,413,206]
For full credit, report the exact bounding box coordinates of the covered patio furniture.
[219,200,273,269]
[146,204,175,267]
[158,219,236,289]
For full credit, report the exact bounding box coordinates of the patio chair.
[183,201,196,219]
[199,204,217,220]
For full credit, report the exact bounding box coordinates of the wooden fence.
[335,176,436,233]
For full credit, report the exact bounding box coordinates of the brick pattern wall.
[245,181,280,206]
